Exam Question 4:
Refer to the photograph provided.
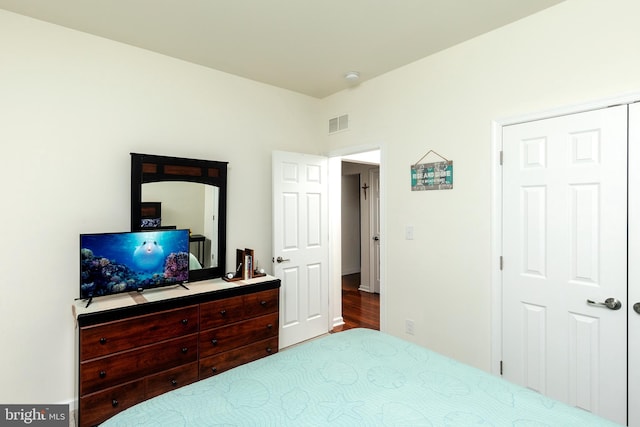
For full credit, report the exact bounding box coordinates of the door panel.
[273,151,329,348]
[369,169,381,294]
[629,102,640,427]
[502,106,627,424]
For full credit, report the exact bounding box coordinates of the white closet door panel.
[628,102,640,427]
[502,106,627,425]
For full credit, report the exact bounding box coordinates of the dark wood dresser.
[75,277,280,427]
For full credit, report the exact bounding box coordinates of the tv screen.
[80,229,190,300]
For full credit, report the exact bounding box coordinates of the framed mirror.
[130,153,228,282]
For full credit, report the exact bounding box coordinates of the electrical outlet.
[405,319,415,335]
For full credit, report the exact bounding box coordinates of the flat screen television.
[80,229,190,303]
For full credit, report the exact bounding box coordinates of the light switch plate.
[405,225,414,240]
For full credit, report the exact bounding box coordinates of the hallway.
[333,273,379,332]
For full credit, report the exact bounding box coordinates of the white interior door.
[273,151,329,348]
[628,102,640,427]
[369,168,380,294]
[502,106,627,425]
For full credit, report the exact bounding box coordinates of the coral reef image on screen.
[80,229,190,299]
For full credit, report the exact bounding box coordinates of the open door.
[273,151,329,348]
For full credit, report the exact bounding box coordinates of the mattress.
[101,328,621,426]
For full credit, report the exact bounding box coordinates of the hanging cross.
[362,183,369,200]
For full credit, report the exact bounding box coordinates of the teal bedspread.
[102,328,621,426]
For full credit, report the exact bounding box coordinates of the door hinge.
[500,360,503,375]
[499,256,503,270]
[499,151,503,165]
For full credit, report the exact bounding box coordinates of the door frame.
[328,144,386,332]
[491,91,640,376]
[368,168,381,294]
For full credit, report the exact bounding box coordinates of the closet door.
[628,102,640,427]
[502,105,627,425]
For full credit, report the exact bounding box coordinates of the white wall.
[0,10,322,405]
[340,173,360,275]
[322,0,640,370]
[142,182,205,233]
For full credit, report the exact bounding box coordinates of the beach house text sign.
[411,160,453,191]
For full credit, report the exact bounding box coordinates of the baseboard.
[341,267,360,276]
[332,316,345,329]
[62,398,77,427]
[69,408,77,427]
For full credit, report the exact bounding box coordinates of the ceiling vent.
[329,114,349,134]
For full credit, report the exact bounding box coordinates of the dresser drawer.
[199,312,278,358]
[145,362,198,399]
[243,289,279,317]
[80,306,198,360]
[80,334,198,395]
[200,295,245,329]
[79,379,144,427]
[199,336,279,379]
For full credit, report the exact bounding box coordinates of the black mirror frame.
[130,153,228,282]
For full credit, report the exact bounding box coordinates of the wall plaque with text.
[411,160,453,191]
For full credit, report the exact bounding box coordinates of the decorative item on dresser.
[74,277,280,427]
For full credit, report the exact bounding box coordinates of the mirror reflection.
[130,153,228,282]
[142,182,219,269]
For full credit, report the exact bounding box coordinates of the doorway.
[335,152,380,331]
[273,148,383,345]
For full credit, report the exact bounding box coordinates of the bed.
[101,328,621,426]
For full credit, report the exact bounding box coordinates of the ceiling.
[0,0,564,98]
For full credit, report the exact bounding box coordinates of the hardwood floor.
[332,273,380,332]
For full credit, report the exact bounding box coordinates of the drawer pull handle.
[171,379,178,386]
[220,309,227,316]
[267,324,273,329]
[99,370,106,379]
[260,300,267,306]
[211,339,218,346]
[211,367,217,374]
[181,347,188,354]
[99,337,107,345]
[181,318,188,325]
[111,399,118,408]
[266,347,272,353]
